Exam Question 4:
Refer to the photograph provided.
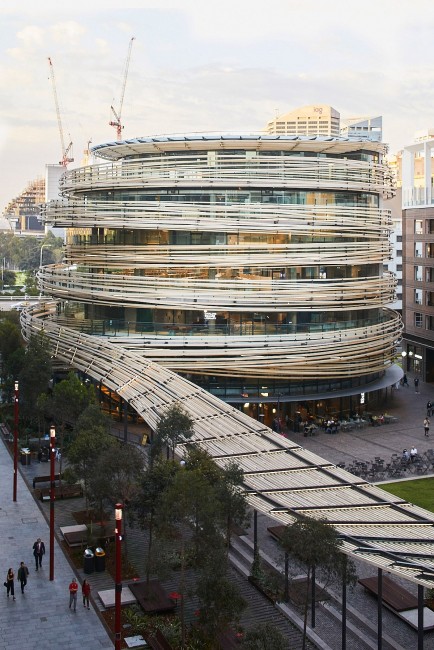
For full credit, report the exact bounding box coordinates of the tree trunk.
[180,532,186,649]
[302,566,311,650]
[146,512,154,588]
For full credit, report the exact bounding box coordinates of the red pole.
[114,503,123,650]
[13,380,18,502]
[49,424,56,581]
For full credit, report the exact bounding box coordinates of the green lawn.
[380,477,434,513]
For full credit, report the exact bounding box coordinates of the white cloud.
[49,21,86,46]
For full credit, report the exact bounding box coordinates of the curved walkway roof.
[22,304,434,589]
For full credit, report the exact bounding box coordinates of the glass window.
[397,235,402,242]
[397,249,402,257]
[415,313,423,328]
[415,242,423,257]
[415,266,423,281]
[415,220,423,234]
[414,289,423,305]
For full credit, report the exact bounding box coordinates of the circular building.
[40,133,401,427]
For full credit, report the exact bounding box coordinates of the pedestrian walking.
[17,562,29,594]
[5,568,15,600]
[424,417,430,437]
[82,579,91,609]
[415,377,420,393]
[32,537,45,571]
[427,401,433,417]
[403,374,408,387]
[69,578,78,611]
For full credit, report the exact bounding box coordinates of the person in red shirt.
[69,578,78,611]
[82,579,91,609]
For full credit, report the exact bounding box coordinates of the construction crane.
[48,57,74,167]
[109,36,135,140]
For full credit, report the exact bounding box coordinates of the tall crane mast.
[48,57,74,167]
[109,36,135,140]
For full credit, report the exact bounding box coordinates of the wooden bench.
[359,575,434,631]
[129,580,176,615]
[358,575,418,612]
[267,524,286,542]
[61,525,88,547]
[39,484,83,501]
[145,629,174,650]
[33,474,61,489]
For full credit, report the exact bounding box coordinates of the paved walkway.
[286,371,434,471]
[0,441,112,650]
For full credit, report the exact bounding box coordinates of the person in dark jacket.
[17,562,29,594]
[5,568,15,600]
[32,538,45,570]
[82,579,91,609]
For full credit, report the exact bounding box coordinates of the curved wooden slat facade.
[40,133,400,394]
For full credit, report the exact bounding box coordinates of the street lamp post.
[13,380,19,502]
[115,503,123,650]
[39,244,52,298]
[39,243,52,268]
[49,424,56,581]
[276,391,282,433]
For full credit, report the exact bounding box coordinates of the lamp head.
[115,503,123,520]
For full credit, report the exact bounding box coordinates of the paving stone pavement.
[0,440,112,650]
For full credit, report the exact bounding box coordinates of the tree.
[195,546,246,644]
[153,402,194,460]
[280,518,357,650]
[18,331,52,426]
[216,461,250,550]
[41,372,94,477]
[88,441,145,552]
[0,314,23,367]
[130,459,179,586]
[241,622,287,650]
[0,313,24,403]
[184,448,249,550]
[67,404,116,508]
[156,467,222,647]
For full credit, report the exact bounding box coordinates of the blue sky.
[1,0,434,212]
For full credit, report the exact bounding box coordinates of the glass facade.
[40,134,401,422]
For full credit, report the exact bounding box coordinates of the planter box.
[248,575,278,604]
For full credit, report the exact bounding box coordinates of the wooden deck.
[358,575,418,612]
[129,579,176,615]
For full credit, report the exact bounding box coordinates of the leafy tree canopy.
[242,622,288,650]
[153,402,194,459]
[18,331,52,423]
